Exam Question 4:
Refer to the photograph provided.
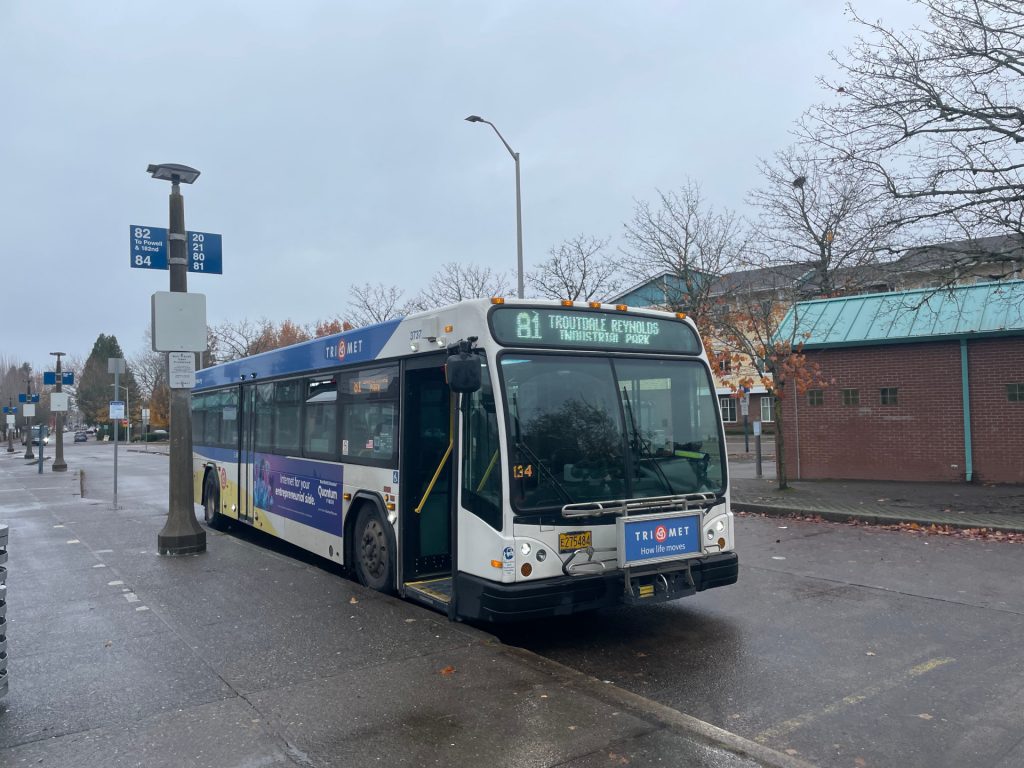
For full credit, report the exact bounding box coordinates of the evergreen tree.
[77,334,141,438]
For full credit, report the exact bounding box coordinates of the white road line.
[755,657,956,743]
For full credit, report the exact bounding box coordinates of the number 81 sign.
[130,225,223,274]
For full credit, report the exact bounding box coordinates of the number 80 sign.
[129,225,223,274]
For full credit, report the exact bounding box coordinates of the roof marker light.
[676,312,688,319]
[491,297,505,305]
[561,299,573,307]
[589,301,601,309]
[615,304,628,311]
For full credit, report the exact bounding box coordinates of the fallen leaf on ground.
[918,713,933,720]
[440,665,456,677]
[349,596,359,604]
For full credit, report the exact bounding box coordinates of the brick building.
[776,282,1024,484]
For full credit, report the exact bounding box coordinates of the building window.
[808,389,824,406]
[1008,383,1024,402]
[760,396,774,423]
[842,388,859,406]
[717,358,732,375]
[719,396,737,423]
[880,387,899,406]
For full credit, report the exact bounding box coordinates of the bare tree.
[803,0,1024,261]
[526,235,621,301]
[747,146,903,297]
[412,263,514,310]
[621,181,746,318]
[344,282,410,328]
[209,318,276,361]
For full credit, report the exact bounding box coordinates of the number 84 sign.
[129,225,223,274]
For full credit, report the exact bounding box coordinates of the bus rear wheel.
[354,506,394,593]
[203,472,224,530]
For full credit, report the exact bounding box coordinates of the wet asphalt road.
[494,516,1024,767]
[56,437,1024,767]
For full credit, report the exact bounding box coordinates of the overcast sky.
[1,0,923,371]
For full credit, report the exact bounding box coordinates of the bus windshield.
[500,355,726,512]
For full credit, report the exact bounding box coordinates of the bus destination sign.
[490,307,700,354]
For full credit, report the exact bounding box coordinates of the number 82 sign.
[130,225,223,274]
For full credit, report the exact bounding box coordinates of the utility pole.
[5,398,14,453]
[23,371,34,461]
[51,352,67,472]
[148,163,206,556]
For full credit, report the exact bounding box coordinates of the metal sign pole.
[113,368,119,509]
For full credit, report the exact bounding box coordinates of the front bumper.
[455,551,738,623]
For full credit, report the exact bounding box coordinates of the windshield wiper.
[621,386,674,494]
[510,392,573,504]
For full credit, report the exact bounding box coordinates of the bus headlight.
[704,516,730,549]
[520,542,531,557]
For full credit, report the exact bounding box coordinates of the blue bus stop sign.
[129,225,169,270]
[130,225,221,274]
[188,231,222,274]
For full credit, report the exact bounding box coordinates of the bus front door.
[401,356,453,607]
[239,384,256,523]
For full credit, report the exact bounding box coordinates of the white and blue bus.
[192,298,737,621]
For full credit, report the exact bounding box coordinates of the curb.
[494,643,818,768]
[733,501,1024,534]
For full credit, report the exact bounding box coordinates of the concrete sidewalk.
[0,450,803,768]
[731,473,1024,533]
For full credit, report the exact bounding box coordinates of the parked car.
[30,426,50,445]
[141,429,169,442]
[74,431,88,443]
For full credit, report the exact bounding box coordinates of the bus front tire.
[353,505,394,593]
[203,473,224,530]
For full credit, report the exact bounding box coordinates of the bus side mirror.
[446,353,482,393]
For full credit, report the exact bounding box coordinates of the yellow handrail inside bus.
[415,438,453,514]
[476,449,499,492]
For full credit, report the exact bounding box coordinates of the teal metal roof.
[776,280,1024,348]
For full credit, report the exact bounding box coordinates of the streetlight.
[465,115,524,299]
[50,352,67,472]
[147,162,206,556]
[23,369,34,461]
[6,397,14,453]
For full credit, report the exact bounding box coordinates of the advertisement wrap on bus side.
[252,453,344,535]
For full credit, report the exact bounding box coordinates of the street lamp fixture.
[465,114,524,299]
[147,163,201,185]
[148,161,206,556]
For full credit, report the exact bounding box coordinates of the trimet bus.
[192,298,737,621]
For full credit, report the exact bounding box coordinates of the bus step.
[622,564,696,606]
[404,577,452,611]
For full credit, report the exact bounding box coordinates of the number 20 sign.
[130,225,223,274]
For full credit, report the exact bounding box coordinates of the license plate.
[559,530,592,552]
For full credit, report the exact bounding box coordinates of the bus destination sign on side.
[490,307,700,354]
[130,225,223,274]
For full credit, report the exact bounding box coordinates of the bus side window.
[338,366,399,466]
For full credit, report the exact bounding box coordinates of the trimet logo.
[632,523,691,543]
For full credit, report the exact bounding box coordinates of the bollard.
[0,523,8,699]
[755,433,763,479]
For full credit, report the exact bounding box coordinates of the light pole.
[465,115,524,299]
[50,352,67,472]
[6,397,13,453]
[147,162,206,556]
[23,370,34,461]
